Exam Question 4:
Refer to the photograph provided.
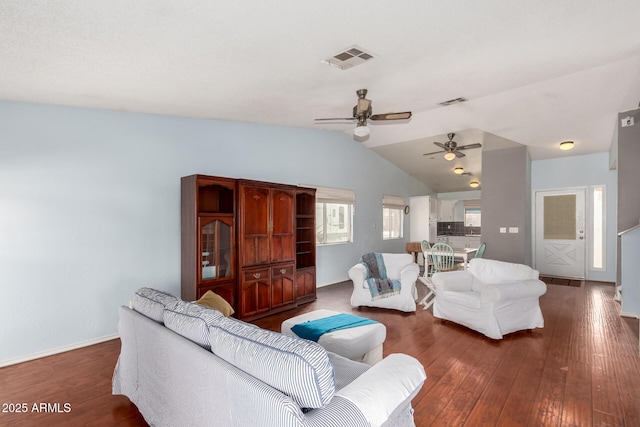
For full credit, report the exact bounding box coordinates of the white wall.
[0,100,429,363]
[531,152,617,282]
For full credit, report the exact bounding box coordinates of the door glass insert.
[543,195,576,240]
[201,219,233,280]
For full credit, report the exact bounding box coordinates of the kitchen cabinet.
[409,196,437,242]
[453,200,465,222]
[438,199,457,222]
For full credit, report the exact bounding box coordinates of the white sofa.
[431,258,547,339]
[349,253,419,312]
[113,288,426,427]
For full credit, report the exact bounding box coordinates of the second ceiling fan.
[423,133,482,160]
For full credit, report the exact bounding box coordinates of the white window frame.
[309,185,355,245]
[590,185,606,271]
[383,195,404,240]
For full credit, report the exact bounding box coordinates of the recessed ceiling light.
[559,141,574,150]
[454,167,464,174]
[469,181,480,188]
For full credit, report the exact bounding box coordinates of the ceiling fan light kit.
[559,141,574,150]
[354,124,370,137]
[444,152,456,161]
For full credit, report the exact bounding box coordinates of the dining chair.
[458,242,486,270]
[420,240,434,277]
[475,242,487,258]
[430,243,457,273]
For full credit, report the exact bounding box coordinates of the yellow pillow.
[196,291,235,317]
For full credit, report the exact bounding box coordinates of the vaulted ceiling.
[2,1,640,191]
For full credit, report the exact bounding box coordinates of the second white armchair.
[431,258,547,339]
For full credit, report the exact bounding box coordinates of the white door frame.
[532,186,587,279]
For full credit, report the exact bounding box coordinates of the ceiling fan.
[423,133,482,161]
[314,89,412,137]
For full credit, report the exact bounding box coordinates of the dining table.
[443,247,478,270]
[406,242,478,270]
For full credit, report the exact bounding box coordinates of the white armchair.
[431,258,547,339]
[349,253,419,312]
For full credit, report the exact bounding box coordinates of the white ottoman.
[281,309,386,365]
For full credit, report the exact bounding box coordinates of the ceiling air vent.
[322,45,376,70]
[439,97,468,106]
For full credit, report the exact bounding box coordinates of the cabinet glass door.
[200,217,233,281]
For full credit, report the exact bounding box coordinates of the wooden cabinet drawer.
[271,264,293,277]
[243,268,270,282]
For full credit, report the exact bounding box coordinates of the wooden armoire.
[181,174,316,320]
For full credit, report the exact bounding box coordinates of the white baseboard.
[619,311,639,319]
[0,333,120,368]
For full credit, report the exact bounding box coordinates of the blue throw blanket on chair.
[360,252,401,300]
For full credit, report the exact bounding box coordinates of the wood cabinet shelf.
[198,212,234,219]
[182,174,316,320]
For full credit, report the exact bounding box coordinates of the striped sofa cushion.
[163,300,223,350]
[132,287,179,323]
[209,317,336,409]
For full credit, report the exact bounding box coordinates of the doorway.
[534,188,586,279]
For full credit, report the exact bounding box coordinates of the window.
[312,186,355,245]
[463,200,481,227]
[464,208,481,227]
[383,195,404,240]
[591,185,605,270]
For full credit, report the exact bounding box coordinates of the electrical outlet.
[500,227,507,233]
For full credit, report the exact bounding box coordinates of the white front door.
[534,188,586,279]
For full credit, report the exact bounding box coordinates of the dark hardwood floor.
[1,280,639,426]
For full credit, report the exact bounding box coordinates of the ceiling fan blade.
[455,143,482,150]
[423,150,446,156]
[314,117,355,121]
[454,151,466,158]
[370,111,412,121]
[433,142,448,150]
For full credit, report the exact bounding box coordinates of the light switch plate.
[500,227,507,233]
[509,227,519,233]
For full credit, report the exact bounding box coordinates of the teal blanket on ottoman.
[291,313,379,342]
